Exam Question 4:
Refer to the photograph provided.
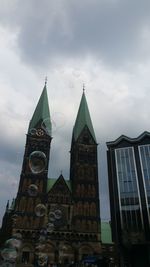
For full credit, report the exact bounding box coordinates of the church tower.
[0,86,102,265]
[14,83,52,233]
[70,90,101,255]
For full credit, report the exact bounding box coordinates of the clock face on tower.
[36,128,44,136]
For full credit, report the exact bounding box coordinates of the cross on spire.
[45,76,48,86]
[83,83,85,92]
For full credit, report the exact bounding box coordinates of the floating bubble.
[54,209,62,220]
[5,238,22,250]
[51,112,66,134]
[47,222,54,233]
[35,204,46,217]
[1,248,18,261]
[41,118,51,136]
[37,253,48,267]
[28,184,38,196]
[0,261,14,267]
[29,151,47,174]
[49,212,55,222]
[29,128,37,135]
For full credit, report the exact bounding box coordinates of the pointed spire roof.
[73,92,96,142]
[6,200,9,212]
[28,84,51,136]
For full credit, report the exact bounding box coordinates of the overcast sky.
[0,0,150,226]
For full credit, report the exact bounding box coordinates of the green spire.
[28,84,51,136]
[73,92,96,142]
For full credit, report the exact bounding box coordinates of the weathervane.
[83,83,85,92]
[45,76,48,86]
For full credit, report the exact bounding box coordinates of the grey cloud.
[0,140,23,166]
[0,0,150,68]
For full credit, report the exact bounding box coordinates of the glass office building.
[107,132,150,267]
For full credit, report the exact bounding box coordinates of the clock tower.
[14,83,52,233]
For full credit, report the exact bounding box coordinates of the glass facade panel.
[139,145,150,221]
[115,147,143,231]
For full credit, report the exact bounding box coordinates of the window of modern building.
[115,147,143,231]
[139,145,150,223]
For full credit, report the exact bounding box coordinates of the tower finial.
[83,83,85,93]
[45,76,48,86]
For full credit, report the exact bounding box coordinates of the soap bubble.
[35,204,46,217]
[41,118,51,136]
[28,184,38,196]
[29,151,47,174]
[37,253,48,266]
[5,238,22,250]
[54,209,62,220]
[1,248,18,261]
[0,261,14,267]
[29,128,37,135]
[47,222,54,233]
[51,112,66,134]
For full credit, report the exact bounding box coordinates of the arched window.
[88,185,92,197]
[39,180,43,192]
[88,220,91,231]
[82,220,86,230]
[19,197,26,211]
[73,204,77,216]
[90,202,96,216]
[22,180,26,192]
[78,202,82,215]
[76,219,81,230]
[86,202,89,216]
[27,198,33,212]
[76,184,81,196]
[81,184,84,197]
[92,186,96,197]
[35,198,41,206]
[93,221,97,231]
[23,216,29,228]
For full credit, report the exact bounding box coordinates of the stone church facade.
[0,84,102,266]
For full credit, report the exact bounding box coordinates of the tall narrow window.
[139,145,150,224]
[115,147,143,231]
[22,251,30,263]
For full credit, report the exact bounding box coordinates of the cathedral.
[0,83,102,266]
